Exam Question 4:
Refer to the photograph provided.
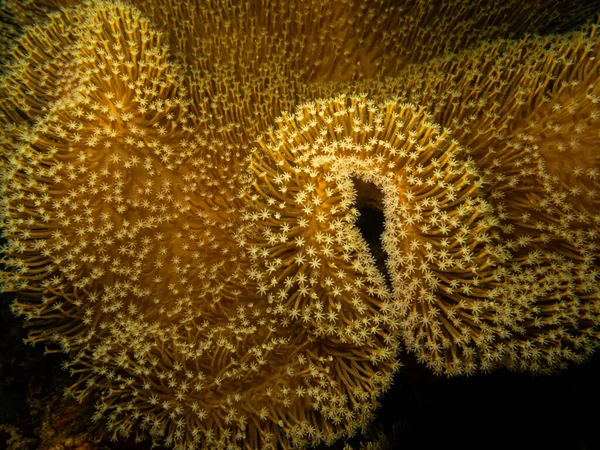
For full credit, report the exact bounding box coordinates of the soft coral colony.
[1,0,600,449]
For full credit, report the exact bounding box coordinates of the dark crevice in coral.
[353,179,393,291]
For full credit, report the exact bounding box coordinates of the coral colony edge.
[1,0,600,449]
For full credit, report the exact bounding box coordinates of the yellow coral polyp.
[1,1,600,449]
